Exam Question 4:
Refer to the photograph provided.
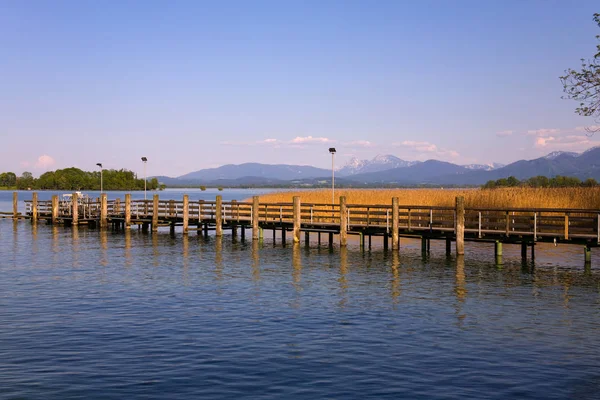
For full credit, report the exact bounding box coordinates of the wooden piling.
[51,195,58,225]
[183,194,189,234]
[455,196,465,255]
[100,193,108,229]
[12,192,18,219]
[72,192,79,226]
[152,194,159,232]
[339,196,347,247]
[125,194,131,227]
[521,241,527,260]
[584,245,591,264]
[392,197,399,251]
[252,196,260,240]
[31,192,38,223]
[305,231,310,247]
[293,196,301,243]
[215,195,223,237]
[446,236,451,255]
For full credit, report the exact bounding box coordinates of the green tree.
[560,13,600,133]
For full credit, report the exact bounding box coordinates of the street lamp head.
[329,147,336,154]
[141,157,147,162]
[96,163,102,168]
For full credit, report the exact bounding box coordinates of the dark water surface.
[1,199,600,399]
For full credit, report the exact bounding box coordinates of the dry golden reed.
[254,187,600,209]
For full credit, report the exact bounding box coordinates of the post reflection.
[215,237,223,280]
[124,228,132,267]
[454,255,467,327]
[252,239,261,282]
[72,225,80,268]
[100,229,108,267]
[292,243,301,290]
[152,232,159,267]
[182,234,189,285]
[338,246,348,308]
[390,250,401,304]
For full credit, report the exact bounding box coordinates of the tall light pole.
[96,163,103,194]
[329,147,336,204]
[141,157,148,200]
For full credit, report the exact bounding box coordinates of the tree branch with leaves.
[560,13,600,134]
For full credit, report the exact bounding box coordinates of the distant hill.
[152,147,600,187]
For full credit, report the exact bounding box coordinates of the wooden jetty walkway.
[3,192,599,264]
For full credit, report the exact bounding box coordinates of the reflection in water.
[182,234,189,285]
[455,255,467,327]
[338,247,348,308]
[124,229,132,267]
[100,229,108,267]
[252,240,260,282]
[72,225,80,268]
[215,237,223,280]
[152,232,159,267]
[390,251,401,304]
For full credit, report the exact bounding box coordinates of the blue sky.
[1,0,599,177]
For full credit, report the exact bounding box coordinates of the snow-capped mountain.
[462,163,505,171]
[337,155,420,176]
[543,151,579,160]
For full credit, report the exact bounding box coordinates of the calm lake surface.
[1,189,600,399]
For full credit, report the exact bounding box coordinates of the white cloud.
[535,137,555,148]
[496,130,513,137]
[291,136,332,144]
[527,128,560,137]
[34,155,56,169]
[346,140,374,147]
[263,138,277,143]
[394,140,459,159]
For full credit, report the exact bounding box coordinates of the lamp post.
[141,157,147,200]
[96,163,103,194]
[329,147,336,205]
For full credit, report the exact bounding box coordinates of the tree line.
[0,168,160,191]
[482,175,598,189]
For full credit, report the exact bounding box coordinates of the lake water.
[1,190,600,399]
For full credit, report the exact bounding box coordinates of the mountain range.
[154,147,600,187]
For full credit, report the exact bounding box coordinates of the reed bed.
[254,187,600,209]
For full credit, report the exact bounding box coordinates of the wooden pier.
[5,192,600,265]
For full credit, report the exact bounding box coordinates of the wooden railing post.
[392,197,399,250]
[31,192,38,223]
[100,193,108,229]
[152,194,159,232]
[72,192,79,226]
[12,192,18,219]
[51,195,58,224]
[340,196,347,247]
[216,195,223,236]
[183,194,189,234]
[456,196,464,255]
[125,194,131,227]
[293,196,301,243]
[252,196,260,240]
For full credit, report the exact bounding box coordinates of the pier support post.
[293,196,301,243]
[183,194,189,234]
[125,194,131,227]
[521,241,527,260]
[215,195,223,237]
[31,192,38,223]
[392,197,399,251]
[329,232,333,248]
[152,194,159,232]
[446,236,452,255]
[455,196,465,255]
[51,195,58,225]
[421,237,427,254]
[584,245,592,264]
[339,196,347,247]
[252,196,260,240]
[72,192,79,226]
[100,193,108,229]
[12,192,18,219]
